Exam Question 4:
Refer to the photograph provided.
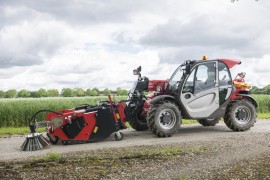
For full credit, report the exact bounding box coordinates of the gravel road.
[0,120,269,162]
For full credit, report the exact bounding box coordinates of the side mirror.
[133,69,138,75]
[186,64,191,74]
[133,66,142,76]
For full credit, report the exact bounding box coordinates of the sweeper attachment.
[21,111,52,151]
[21,96,127,151]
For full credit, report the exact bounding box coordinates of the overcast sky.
[0,0,269,91]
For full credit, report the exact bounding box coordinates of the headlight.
[156,86,162,92]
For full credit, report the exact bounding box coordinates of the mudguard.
[150,95,175,104]
[237,94,258,108]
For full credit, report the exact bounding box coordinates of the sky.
[0,0,269,91]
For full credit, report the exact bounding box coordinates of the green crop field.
[0,96,126,127]
[0,95,269,128]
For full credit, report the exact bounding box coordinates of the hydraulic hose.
[29,110,63,133]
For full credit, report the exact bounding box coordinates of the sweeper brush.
[20,110,58,151]
[21,133,50,151]
[21,96,127,151]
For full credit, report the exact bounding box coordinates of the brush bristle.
[21,133,50,151]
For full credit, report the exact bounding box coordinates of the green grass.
[0,96,125,127]
[182,119,198,124]
[0,127,44,136]
[0,94,269,128]
[257,113,270,119]
[0,127,29,136]
[253,94,270,113]
[40,152,62,162]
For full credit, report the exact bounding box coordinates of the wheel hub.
[161,113,172,124]
[237,110,246,120]
[234,106,251,124]
[158,109,177,130]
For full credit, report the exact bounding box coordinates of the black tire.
[224,99,256,131]
[197,118,220,126]
[62,140,70,145]
[114,132,124,141]
[47,134,59,145]
[128,106,148,131]
[147,101,181,137]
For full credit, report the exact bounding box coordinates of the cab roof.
[219,59,241,68]
[195,59,241,69]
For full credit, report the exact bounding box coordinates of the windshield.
[168,66,184,88]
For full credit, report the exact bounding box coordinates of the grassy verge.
[257,113,270,119]
[0,127,44,136]
[0,145,206,179]
[201,154,270,179]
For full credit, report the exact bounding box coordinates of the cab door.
[218,62,233,106]
[180,62,220,119]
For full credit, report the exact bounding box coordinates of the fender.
[150,95,175,104]
[237,94,258,108]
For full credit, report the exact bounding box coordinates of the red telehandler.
[125,58,257,137]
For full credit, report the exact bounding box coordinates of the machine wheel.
[197,118,220,126]
[147,101,181,137]
[128,105,148,131]
[62,140,70,145]
[47,134,59,145]
[114,132,124,141]
[224,99,256,131]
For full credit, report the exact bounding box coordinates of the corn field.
[0,96,126,127]
[0,95,269,127]
[252,95,270,113]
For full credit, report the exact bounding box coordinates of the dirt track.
[0,120,270,162]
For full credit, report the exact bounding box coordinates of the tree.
[102,88,111,96]
[47,89,59,97]
[5,89,17,98]
[61,88,73,97]
[116,87,128,96]
[92,87,100,96]
[86,89,98,96]
[251,86,260,94]
[37,88,47,97]
[30,91,39,98]
[0,90,5,98]
[73,88,85,97]
[18,89,31,98]
[263,85,270,95]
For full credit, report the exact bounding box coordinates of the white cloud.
[0,0,269,91]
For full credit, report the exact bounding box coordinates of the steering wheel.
[194,80,204,92]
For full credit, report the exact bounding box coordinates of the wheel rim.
[234,106,251,124]
[158,109,177,130]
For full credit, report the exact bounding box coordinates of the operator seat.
[204,69,216,88]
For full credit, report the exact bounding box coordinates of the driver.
[204,67,216,88]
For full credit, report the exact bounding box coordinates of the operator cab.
[167,59,237,119]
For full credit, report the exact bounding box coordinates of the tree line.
[0,87,129,98]
[251,85,270,95]
[1,84,268,98]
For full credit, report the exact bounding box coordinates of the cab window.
[218,62,231,86]
[194,63,216,93]
[183,70,195,93]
